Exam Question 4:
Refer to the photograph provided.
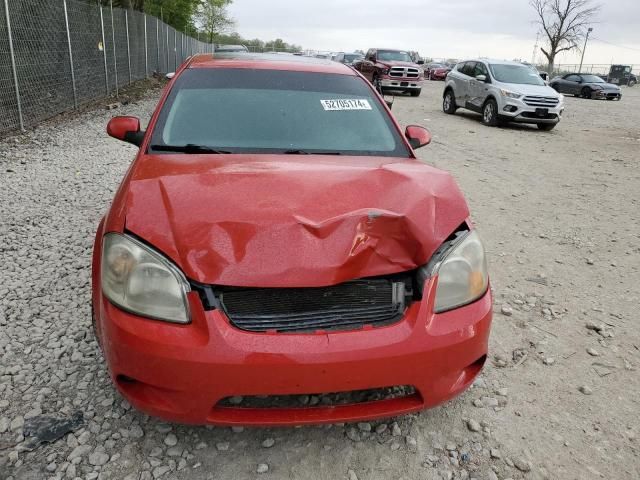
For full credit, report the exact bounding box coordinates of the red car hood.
[124,155,469,287]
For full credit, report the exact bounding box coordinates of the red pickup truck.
[354,48,424,97]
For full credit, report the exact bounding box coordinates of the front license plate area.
[535,108,549,117]
[400,82,408,87]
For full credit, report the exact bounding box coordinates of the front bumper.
[94,279,492,426]
[498,97,565,124]
[592,90,622,100]
[380,76,423,90]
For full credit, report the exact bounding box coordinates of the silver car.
[443,59,565,131]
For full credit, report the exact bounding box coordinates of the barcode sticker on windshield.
[320,99,372,111]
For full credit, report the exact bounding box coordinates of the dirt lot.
[1,80,639,480]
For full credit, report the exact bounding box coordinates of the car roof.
[461,59,526,66]
[188,52,356,76]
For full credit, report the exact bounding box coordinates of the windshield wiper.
[150,144,231,154]
[283,149,342,155]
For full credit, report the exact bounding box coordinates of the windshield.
[429,64,445,69]
[150,69,410,157]
[377,50,413,62]
[344,54,363,63]
[488,63,545,85]
[581,75,605,83]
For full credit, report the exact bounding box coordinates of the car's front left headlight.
[101,233,191,323]
[417,230,489,313]
[500,89,522,99]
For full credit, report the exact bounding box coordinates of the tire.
[581,87,592,99]
[537,123,556,131]
[372,75,382,94]
[443,89,457,114]
[410,89,421,97]
[482,98,499,126]
[629,79,636,87]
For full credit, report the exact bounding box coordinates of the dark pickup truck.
[354,48,424,97]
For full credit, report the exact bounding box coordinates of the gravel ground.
[1,80,639,480]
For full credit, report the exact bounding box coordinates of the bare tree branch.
[530,0,600,72]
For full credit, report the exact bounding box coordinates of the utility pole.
[531,31,540,65]
[578,27,593,73]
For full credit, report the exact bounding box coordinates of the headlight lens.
[101,233,191,323]
[418,230,488,313]
[500,89,522,99]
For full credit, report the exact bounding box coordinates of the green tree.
[144,0,201,32]
[196,0,235,43]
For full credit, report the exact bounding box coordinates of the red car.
[93,53,492,426]
[426,63,451,81]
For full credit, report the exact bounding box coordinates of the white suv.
[443,59,565,131]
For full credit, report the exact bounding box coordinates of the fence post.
[110,0,118,96]
[125,10,131,84]
[155,17,159,73]
[143,14,148,77]
[62,0,77,109]
[166,24,169,72]
[174,29,177,71]
[3,0,24,131]
[99,4,109,95]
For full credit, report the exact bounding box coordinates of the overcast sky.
[227,0,640,65]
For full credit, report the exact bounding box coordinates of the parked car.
[214,44,248,53]
[354,48,424,96]
[96,53,492,426]
[606,65,636,87]
[425,63,450,81]
[334,52,364,65]
[443,59,565,130]
[549,73,622,100]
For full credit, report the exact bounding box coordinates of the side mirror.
[107,116,144,147]
[405,125,431,150]
[417,60,425,65]
[475,74,487,82]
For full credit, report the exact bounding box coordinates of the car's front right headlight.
[500,89,522,99]
[101,233,191,324]
[417,230,489,313]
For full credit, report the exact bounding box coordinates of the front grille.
[523,95,559,107]
[217,277,411,333]
[389,66,420,79]
[217,385,417,408]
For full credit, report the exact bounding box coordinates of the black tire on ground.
[581,87,592,99]
[443,89,457,114]
[481,98,500,126]
[373,75,382,94]
[629,79,636,87]
[537,123,556,131]
[410,89,421,97]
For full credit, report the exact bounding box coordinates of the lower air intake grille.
[219,278,409,333]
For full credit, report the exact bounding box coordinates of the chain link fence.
[549,64,640,77]
[0,0,213,136]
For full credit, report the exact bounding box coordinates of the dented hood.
[125,155,469,287]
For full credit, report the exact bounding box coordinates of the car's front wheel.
[482,98,500,126]
[629,79,636,87]
[373,75,383,94]
[443,89,457,114]
[581,87,593,99]
[537,123,556,131]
